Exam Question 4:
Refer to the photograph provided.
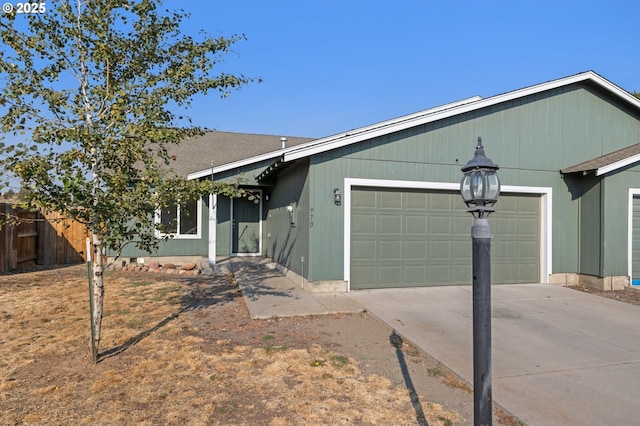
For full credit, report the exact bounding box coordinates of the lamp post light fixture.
[460,137,500,426]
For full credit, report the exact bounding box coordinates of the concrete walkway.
[228,258,640,425]
[223,257,363,319]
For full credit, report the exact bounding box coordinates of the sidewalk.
[221,257,363,319]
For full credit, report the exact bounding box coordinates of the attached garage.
[349,184,542,290]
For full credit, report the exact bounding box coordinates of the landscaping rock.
[181,262,196,271]
[163,263,176,270]
[148,261,160,270]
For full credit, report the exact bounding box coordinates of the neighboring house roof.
[560,143,640,176]
[164,131,313,178]
[186,71,640,181]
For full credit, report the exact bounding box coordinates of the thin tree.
[0,0,256,361]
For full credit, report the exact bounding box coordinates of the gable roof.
[560,143,640,176]
[280,71,640,164]
[186,71,640,181]
[164,131,313,178]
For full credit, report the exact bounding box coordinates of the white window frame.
[155,197,202,240]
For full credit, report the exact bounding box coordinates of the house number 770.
[309,207,314,227]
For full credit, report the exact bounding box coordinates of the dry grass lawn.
[0,265,462,425]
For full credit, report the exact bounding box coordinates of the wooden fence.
[0,203,88,272]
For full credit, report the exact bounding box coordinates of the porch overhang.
[255,156,295,182]
[560,143,640,177]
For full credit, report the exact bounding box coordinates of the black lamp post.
[460,137,500,426]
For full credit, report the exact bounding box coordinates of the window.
[157,198,201,239]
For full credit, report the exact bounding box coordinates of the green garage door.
[350,187,540,289]
[632,196,640,285]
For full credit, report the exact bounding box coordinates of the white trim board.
[342,178,552,290]
[597,153,640,176]
[627,189,640,282]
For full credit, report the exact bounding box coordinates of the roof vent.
[281,137,287,149]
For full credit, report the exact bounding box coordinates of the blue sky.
[167,0,640,138]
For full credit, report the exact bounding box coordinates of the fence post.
[0,204,9,272]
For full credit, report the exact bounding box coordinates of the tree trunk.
[91,228,105,356]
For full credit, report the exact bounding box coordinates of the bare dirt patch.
[0,266,518,425]
[570,285,640,306]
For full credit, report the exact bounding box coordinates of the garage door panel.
[495,217,517,235]
[406,266,427,284]
[493,263,516,283]
[379,241,402,260]
[379,191,402,208]
[352,240,375,260]
[453,217,472,234]
[406,192,427,209]
[429,216,452,235]
[351,266,374,286]
[405,241,427,259]
[493,241,516,258]
[430,241,451,260]
[379,215,402,234]
[351,187,541,289]
[428,194,453,211]
[452,265,472,283]
[452,241,471,259]
[379,265,401,282]
[405,216,427,234]
[517,241,539,258]
[352,214,376,233]
[352,189,376,208]
[429,265,452,283]
[518,196,540,211]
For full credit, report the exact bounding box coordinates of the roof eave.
[187,149,289,180]
[596,153,640,176]
[284,71,640,163]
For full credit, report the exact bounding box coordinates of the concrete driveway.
[346,284,640,426]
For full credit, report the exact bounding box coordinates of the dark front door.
[232,196,260,254]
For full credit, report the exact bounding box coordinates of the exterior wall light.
[286,203,295,225]
[333,188,341,206]
[460,136,500,426]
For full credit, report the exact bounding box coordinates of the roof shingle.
[560,143,640,175]
[163,131,313,177]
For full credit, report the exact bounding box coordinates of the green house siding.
[263,160,310,277]
[213,158,278,186]
[577,177,603,276]
[305,82,640,282]
[113,195,209,258]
